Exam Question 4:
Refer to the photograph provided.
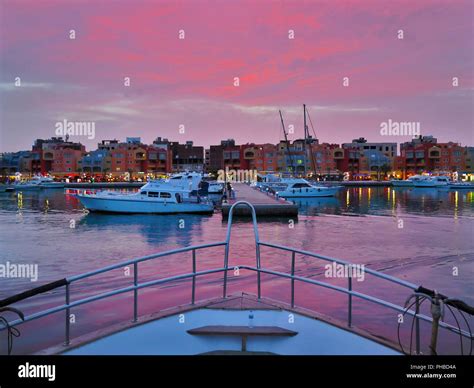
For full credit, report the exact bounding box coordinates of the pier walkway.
[221,183,298,217]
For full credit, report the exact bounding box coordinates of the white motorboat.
[1,202,471,356]
[275,178,341,198]
[37,176,65,189]
[76,174,214,214]
[390,175,427,187]
[448,182,474,190]
[13,175,64,190]
[252,173,287,191]
[413,175,451,188]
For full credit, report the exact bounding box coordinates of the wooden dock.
[221,183,298,217]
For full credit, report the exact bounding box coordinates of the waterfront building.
[97,138,147,178]
[394,135,466,178]
[309,143,340,178]
[275,139,341,178]
[342,137,397,158]
[276,138,315,175]
[169,141,204,172]
[146,143,170,175]
[32,137,86,176]
[204,149,210,171]
[242,143,278,173]
[78,150,111,174]
[208,139,241,172]
[0,150,41,177]
[463,147,474,180]
[341,138,396,179]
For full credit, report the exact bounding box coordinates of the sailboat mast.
[279,110,295,174]
[304,104,317,177]
[303,104,308,176]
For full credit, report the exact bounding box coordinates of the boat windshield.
[291,183,312,188]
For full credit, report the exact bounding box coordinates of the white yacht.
[413,176,451,188]
[37,176,65,189]
[390,175,427,187]
[1,202,470,356]
[76,173,214,214]
[275,178,341,198]
[448,181,474,190]
[13,175,64,190]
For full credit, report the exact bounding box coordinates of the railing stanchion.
[192,249,196,304]
[65,283,70,346]
[133,262,138,322]
[257,243,261,299]
[348,277,352,327]
[415,296,420,355]
[291,251,296,308]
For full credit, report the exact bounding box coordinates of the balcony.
[429,147,441,159]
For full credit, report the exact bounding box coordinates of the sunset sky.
[0,0,473,152]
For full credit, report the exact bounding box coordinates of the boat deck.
[222,183,298,217]
[36,293,400,356]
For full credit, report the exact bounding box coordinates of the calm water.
[0,186,473,354]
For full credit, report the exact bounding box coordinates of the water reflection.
[0,186,472,355]
[289,187,473,217]
[79,213,211,246]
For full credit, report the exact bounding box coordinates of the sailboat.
[275,105,341,198]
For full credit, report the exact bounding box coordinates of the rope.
[397,290,473,355]
[0,307,25,355]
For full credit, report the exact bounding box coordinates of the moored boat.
[413,175,451,188]
[13,175,64,190]
[275,178,341,198]
[390,175,427,187]
[76,173,214,214]
[449,182,474,190]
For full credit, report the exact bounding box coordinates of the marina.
[0,0,473,382]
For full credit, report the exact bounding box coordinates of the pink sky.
[0,0,473,152]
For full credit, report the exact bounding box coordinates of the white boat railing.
[0,201,472,355]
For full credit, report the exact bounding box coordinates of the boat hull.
[277,186,340,198]
[77,195,214,214]
[413,182,447,188]
[13,185,42,190]
[41,183,65,189]
[390,180,413,187]
[449,183,474,190]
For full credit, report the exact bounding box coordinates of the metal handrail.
[258,241,417,290]
[0,201,472,354]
